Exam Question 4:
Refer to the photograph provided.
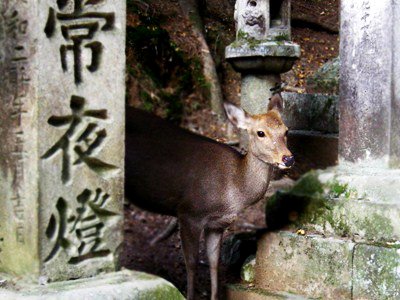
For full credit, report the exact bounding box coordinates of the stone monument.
[0,1,183,298]
[0,0,125,281]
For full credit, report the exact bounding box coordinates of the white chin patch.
[278,163,289,170]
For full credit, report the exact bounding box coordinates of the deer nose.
[282,155,295,167]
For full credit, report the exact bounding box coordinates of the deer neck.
[239,150,272,207]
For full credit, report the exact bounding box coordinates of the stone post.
[0,0,125,282]
[340,0,396,167]
[392,1,400,167]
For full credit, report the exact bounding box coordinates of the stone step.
[0,270,184,300]
[266,171,400,243]
[227,284,313,300]
[253,231,400,299]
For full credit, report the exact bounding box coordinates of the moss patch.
[353,245,400,299]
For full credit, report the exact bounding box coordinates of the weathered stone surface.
[266,170,400,242]
[227,284,311,300]
[282,93,338,133]
[0,0,125,281]
[247,231,400,299]
[319,164,400,203]
[353,245,400,299]
[254,232,353,299]
[306,57,339,94]
[0,1,40,277]
[234,0,291,40]
[240,74,281,115]
[339,0,393,164]
[0,270,185,300]
[226,42,300,74]
[392,1,400,167]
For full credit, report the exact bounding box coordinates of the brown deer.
[125,94,293,300]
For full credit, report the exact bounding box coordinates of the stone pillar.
[241,74,281,115]
[339,0,394,167]
[0,0,125,282]
[392,1,400,167]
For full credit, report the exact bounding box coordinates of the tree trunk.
[179,0,226,119]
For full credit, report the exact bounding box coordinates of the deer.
[125,93,294,300]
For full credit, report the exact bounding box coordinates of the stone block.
[245,232,400,299]
[227,284,311,300]
[320,164,400,203]
[0,0,125,281]
[282,93,339,133]
[353,244,400,299]
[254,232,353,299]
[0,270,185,299]
[266,169,400,242]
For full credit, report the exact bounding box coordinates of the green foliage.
[139,91,154,112]
[328,180,349,198]
[274,33,289,41]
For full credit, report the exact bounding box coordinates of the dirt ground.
[122,0,339,298]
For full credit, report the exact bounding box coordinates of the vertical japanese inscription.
[45,188,118,264]
[41,0,122,271]
[44,0,115,84]
[41,95,118,185]
[0,224,3,264]
[361,1,371,32]
[2,4,31,245]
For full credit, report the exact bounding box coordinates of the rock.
[0,270,185,299]
[306,57,339,94]
[240,255,256,283]
[221,232,258,269]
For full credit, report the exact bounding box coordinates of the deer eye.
[257,131,265,137]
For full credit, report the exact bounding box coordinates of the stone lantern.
[226,0,300,115]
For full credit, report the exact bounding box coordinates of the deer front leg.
[179,218,202,300]
[205,228,223,300]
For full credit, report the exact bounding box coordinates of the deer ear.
[224,102,249,130]
[268,94,284,112]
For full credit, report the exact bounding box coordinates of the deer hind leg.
[179,217,202,300]
[205,228,223,300]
